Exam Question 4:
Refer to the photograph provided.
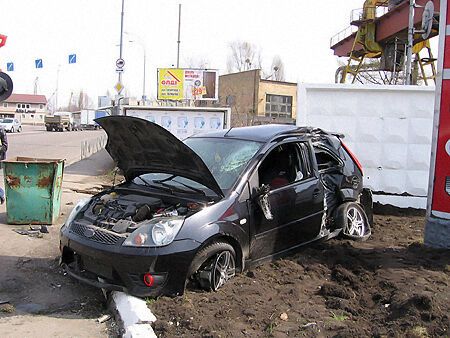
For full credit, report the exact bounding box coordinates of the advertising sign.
[125,109,225,140]
[157,68,218,101]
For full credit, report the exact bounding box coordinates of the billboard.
[124,108,226,140]
[157,68,218,101]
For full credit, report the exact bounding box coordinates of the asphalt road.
[4,125,106,166]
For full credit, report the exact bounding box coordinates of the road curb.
[109,291,157,338]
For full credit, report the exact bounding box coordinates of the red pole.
[425,0,450,247]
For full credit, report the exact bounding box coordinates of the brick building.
[217,69,297,127]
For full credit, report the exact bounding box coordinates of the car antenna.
[224,127,233,137]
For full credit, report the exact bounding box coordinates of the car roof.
[189,124,313,143]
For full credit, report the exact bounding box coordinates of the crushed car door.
[250,142,324,260]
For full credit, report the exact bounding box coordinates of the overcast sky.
[0,0,433,108]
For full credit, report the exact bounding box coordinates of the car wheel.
[190,242,236,291]
[18,126,22,133]
[335,202,371,241]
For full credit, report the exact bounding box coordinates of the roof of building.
[5,94,47,104]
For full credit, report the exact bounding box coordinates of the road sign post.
[424,0,450,248]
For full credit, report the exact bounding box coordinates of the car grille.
[70,222,123,245]
[446,177,450,196]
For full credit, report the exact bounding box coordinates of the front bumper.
[60,223,201,297]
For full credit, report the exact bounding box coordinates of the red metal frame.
[331,0,440,57]
[429,0,450,217]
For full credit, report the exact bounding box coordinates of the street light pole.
[405,0,415,85]
[127,33,147,104]
[142,49,146,103]
[177,4,181,68]
[118,0,125,88]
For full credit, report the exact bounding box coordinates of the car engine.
[78,191,203,234]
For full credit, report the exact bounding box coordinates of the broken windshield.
[184,137,262,190]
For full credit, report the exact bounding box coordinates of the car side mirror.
[254,184,273,220]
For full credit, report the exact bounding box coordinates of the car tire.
[189,242,236,291]
[18,126,22,133]
[335,202,371,241]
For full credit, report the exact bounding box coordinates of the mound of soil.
[152,215,450,337]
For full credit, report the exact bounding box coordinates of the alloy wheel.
[346,206,366,237]
[210,251,235,291]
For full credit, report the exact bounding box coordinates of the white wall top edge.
[299,83,435,92]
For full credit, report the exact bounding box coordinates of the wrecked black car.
[60,116,372,297]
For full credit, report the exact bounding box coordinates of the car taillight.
[341,141,363,175]
[143,273,154,287]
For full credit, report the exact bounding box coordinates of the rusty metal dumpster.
[2,157,65,224]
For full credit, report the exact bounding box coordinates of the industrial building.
[217,69,297,127]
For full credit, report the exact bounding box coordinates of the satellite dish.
[421,1,434,40]
[0,72,13,102]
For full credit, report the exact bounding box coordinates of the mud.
[152,215,449,337]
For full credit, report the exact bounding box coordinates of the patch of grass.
[265,321,277,334]
[145,297,155,306]
[330,311,348,321]
[410,326,429,338]
[0,304,15,313]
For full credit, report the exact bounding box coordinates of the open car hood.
[96,116,224,197]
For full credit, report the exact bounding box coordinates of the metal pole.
[405,0,415,85]
[119,0,125,87]
[143,49,146,103]
[55,66,60,113]
[176,4,181,68]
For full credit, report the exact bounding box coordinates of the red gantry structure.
[331,0,440,84]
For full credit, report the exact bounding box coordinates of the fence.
[80,134,107,160]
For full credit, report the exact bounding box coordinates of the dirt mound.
[152,215,450,337]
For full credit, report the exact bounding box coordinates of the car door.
[250,141,324,260]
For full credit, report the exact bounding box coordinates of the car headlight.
[123,217,185,247]
[65,198,91,226]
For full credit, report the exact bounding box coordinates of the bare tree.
[226,41,262,73]
[270,55,285,81]
[185,57,209,69]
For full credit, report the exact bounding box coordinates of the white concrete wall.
[298,83,435,209]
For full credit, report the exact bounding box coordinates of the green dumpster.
[3,157,65,225]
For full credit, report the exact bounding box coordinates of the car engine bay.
[76,191,205,235]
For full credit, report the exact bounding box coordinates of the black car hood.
[96,116,224,197]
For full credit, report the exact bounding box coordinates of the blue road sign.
[6,62,14,71]
[68,54,76,64]
[35,59,43,68]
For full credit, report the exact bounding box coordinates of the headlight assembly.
[65,198,91,227]
[123,217,185,248]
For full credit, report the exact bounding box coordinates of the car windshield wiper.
[154,176,206,196]
[135,176,174,195]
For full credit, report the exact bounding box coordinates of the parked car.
[60,116,372,297]
[0,117,22,133]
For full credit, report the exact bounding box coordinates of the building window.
[39,104,44,109]
[26,104,30,109]
[2,103,7,108]
[265,94,292,118]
